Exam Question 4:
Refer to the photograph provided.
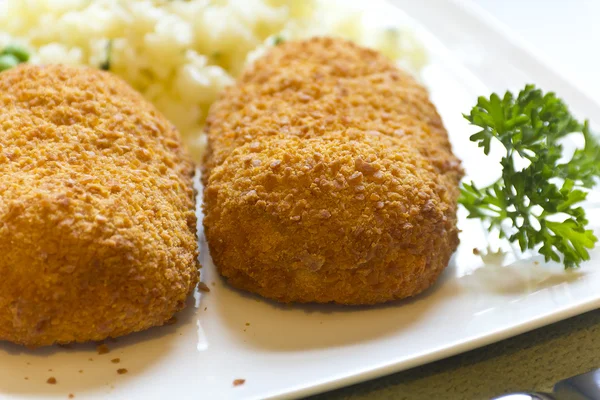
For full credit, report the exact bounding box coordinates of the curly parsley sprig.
[459,85,600,268]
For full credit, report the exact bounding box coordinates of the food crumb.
[48,369,53,372]
[233,379,245,387]
[165,316,177,325]
[534,261,540,265]
[79,370,83,373]
[472,248,481,255]
[26,362,31,365]
[68,394,75,399]
[198,282,210,292]
[47,377,57,385]
[111,358,120,364]
[245,322,250,326]
[204,307,207,311]
[117,368,128,375]
[96,344,110,355]
[24,377,28,380]
[88,358,93,361]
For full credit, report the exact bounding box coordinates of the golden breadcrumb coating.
[203,38,463,305]
[0,65,199,346]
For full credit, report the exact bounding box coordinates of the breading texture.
[0,65,199,346]
[203,37,463,304]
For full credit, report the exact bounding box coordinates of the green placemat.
[310,309,600,400]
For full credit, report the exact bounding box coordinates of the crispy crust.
[0,65,199,346]
[203,38,463,304]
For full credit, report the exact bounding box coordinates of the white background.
[476,0,600,103]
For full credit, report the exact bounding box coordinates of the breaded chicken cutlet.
[0,65,199,347]
[203,38,463,305]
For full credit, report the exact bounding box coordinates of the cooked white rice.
[0,0,427,161]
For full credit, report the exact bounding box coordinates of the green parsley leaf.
[459,84,600,268]
[99,40,113,71]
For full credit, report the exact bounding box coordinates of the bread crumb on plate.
[198,282,211,292]
[233,379,245,387]
[96,344,110,355]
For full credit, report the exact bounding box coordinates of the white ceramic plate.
[2,1,600,399]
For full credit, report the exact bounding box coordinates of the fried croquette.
[203,37,463,305]
[0,65,199,346]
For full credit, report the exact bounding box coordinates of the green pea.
[3,44,29,62]
[0,54,20,72]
